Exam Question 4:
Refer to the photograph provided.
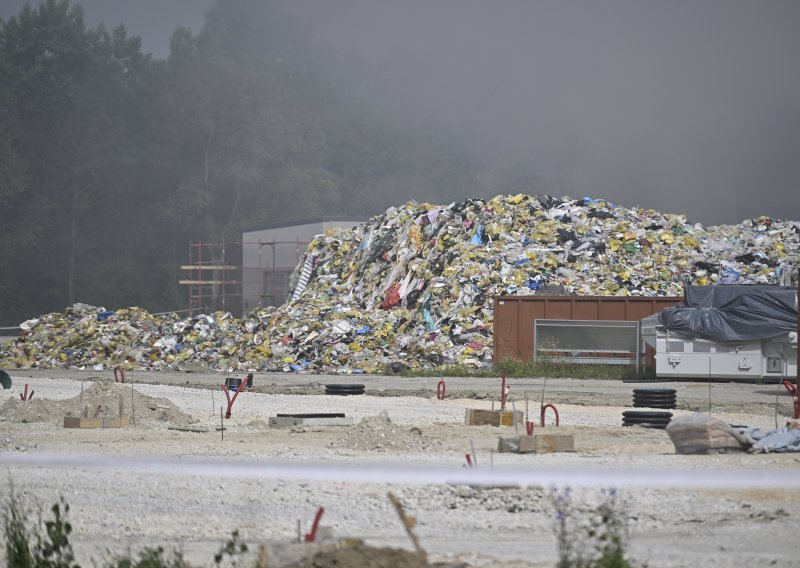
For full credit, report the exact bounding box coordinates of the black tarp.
[658,285,797,342]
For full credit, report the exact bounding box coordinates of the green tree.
[0,1,159,320]
[0,0,496,323]
[156,0,344,242]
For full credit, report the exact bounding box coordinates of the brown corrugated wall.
[493,295,682,363]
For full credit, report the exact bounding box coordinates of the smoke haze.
[2,0,798,225]
[294,0,800,225]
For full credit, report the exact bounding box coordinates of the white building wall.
[241,218,363,312]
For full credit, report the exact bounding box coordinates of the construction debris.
[1,194,799,373]
[666,414,751,454]
[277,539,430,568]
[334,412,440,453]
[667,415,800,455]
[737,424,800,453]
[387,491,428,565]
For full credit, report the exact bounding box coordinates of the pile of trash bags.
[2,194,798,373]
[736,424,800,453]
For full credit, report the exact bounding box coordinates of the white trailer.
[641,313,797,380]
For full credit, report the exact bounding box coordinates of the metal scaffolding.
[179,241,241,315]
[179,239,309,316]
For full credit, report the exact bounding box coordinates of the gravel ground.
[1,370,799,567]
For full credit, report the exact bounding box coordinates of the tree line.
[0,0,532,324]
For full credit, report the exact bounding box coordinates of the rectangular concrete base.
[64,416,130,429]
[269,416,354,429]
[465,409,523,427]
[498,434,575,453]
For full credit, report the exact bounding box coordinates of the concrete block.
[269,416,354,428]
[497,434,575,453]
[269,416,303,428]
[465,408,523,427]
[63,416,130,429]
[300,417,354,426]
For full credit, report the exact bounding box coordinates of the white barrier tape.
[1,454,798,489]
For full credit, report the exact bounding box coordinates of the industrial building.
[180,217,363,316]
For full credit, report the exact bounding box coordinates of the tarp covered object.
[658,285,798,341]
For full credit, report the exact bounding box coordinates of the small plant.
[110,547,190,568]
[214,530,248,567]
[2,486,80,568]
[3,484,35,567]
[552,487,577,568]
[550,486,640,568]
[38,498,79,568]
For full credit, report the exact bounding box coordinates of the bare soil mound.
[0,378,194,426]
[286,541,428,568]
[334,412,442,452]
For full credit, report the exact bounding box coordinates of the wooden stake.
[387,492,427,564]
[220,406,224,441]
[511,401,520,436]
[525,393,529,423]
[708,357,712,416]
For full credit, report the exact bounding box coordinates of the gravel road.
[1,369,798,567]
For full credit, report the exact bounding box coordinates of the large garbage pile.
[2,195,798,373]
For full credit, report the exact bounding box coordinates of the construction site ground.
[1,369,798,567]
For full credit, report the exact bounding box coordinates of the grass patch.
[394,359,642,379]
[1,485,254,568]
[497,358,641,380]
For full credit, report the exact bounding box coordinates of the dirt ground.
[1,369,799,567]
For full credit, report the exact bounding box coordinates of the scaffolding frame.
[179,241,241,315]
[179,239,310,316]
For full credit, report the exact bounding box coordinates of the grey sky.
[0,0,209,54]
[2,0,798,225]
